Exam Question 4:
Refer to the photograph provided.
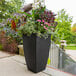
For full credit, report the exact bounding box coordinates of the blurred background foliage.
[0,0,76,53]
[52,9,76,44]
[0,0,24,22]
[0,0,25,53]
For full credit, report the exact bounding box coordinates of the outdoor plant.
[1,36,18,53]
[2,14,24,45]
[2,3,57,39]
[18,3,58,73]
[19,3,57,38]
[0,30,18,53]
[0,14,24,53]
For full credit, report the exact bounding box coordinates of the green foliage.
[65,46,76,50]
[0,44,3,50]
[70,23,76,44]
[55,9,73,43]
[0,0,24,22]
[71,23,76,34]
[19,19,36,36]
[32,6,46,20]
[71,33,76,44]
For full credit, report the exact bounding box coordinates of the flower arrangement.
[19,3,57,38]
[0,3,57,40]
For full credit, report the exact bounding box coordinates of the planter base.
[28,66,46,73]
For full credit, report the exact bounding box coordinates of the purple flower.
[7,18,12,23]
[37,19,41,22]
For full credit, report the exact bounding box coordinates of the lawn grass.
[65,46,76,50]
[0,44,3,50]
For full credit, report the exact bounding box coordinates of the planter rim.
[23,33,51,39]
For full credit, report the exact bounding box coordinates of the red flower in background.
[11,20,16,31]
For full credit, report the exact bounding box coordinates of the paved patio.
[0,51,73,76]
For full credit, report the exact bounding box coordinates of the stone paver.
[0,51,74,76]
[0,57,48,76]
[0,51,13,58]
[10,55,26,65]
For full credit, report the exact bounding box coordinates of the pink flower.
[37,19,41,22]
[44,22,48,25]
[41,24,43,26]
[44,22,51,26]
[44,26,48,30]
[48,23,51,26]
[42,19,45,23]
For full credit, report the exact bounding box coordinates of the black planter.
[23,34,51,73]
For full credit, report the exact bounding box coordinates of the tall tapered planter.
[23,34,51,73]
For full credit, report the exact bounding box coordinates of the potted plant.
[18,3,57,73]
[4,3,57,73]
